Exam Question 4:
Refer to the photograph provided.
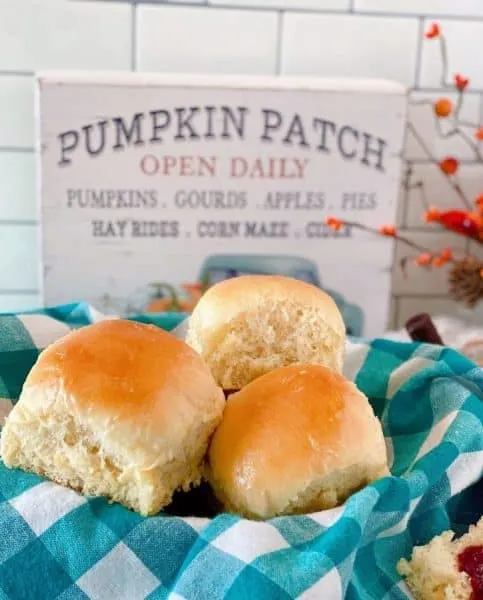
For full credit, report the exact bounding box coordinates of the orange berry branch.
[327,22,483,307]
[326,217,457,270]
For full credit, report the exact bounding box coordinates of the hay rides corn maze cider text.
[37,74,408,336]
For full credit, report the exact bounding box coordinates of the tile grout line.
[0,70,33,77]
[131,3,137,71]
[79,1,483,21]
[275,10,283,75]
[0,147,34,153]
[412,87,483,94]
[398,226,469,233]
[0,220,38,226]
[413,17,425,90]
[401,19,424,235]
[401,161,410,229]
[0,69,480,94]
[401,158,478,164]
[0,289,39,295]
[393,293,456,298]
[394,295,400,328]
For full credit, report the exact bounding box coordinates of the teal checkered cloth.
[0,302,482,600]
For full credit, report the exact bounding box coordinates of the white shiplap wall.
[1,0,482,328]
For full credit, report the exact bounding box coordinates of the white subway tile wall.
[355,0,483,18]
[0,77,35,148]
[0,225,39,292]
[136,5,278,74]
[0,153,36,221]
[0,0,481,329]
[281,13,419,85]
[210,0,350,9]
[0,1,132,72]
[0,294,42,313]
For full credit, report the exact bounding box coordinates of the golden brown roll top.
[207,363,389,520]
[1,319,225,516]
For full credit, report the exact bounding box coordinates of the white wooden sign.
[36,72,408,337]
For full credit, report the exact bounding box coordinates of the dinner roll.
[186,275,346,389]
[1,319,225,516]
[207,364,389,519]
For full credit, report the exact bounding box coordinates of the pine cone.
[448,258,483,307]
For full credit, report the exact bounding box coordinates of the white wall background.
[1,0,483,329]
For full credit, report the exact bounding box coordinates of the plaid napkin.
[0,302,482,600]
